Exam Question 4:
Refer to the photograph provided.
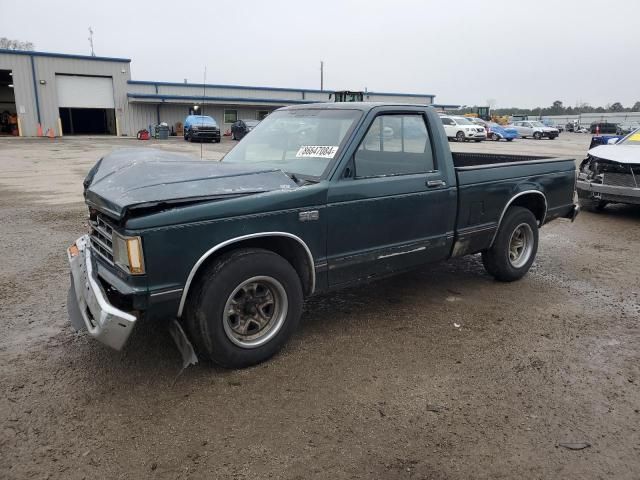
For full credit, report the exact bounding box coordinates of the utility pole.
[320,61,324,91]
[88,27,95,56]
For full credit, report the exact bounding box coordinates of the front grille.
[90,214,115,265]
[195,126,218,132]
[602,172,638,188]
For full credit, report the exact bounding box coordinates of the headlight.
[112,233,145,275]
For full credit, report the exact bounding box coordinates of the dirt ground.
[0,134,638,480]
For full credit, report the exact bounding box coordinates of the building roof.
[0,48,131,63]
[128,80,435,98]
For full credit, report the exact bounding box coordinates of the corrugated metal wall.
[0,51,131,136]
[0,53,38,136]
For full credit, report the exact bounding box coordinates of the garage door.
[56,75,115,109]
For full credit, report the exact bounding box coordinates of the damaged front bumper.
[577,179,640,205]
[67,235,137,350]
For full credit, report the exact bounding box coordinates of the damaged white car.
[577,129,640,211]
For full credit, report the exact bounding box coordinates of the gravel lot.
[1,134,638,479]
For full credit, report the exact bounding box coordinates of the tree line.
[462,100,640,116]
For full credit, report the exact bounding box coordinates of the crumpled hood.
[588,145,640,165]
[83,148,297,219]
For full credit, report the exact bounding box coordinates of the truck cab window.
[355,114,434,178]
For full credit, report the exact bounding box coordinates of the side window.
[354,114,434,178]
[441,117,454,126]
[224,109,238,124]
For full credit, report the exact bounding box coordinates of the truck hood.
[83,148,298,219]
[588,145,640,165]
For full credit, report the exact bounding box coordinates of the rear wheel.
[492,133,501,141]
[482,207,539,282]
[231,132,236,140]
[506,138,514,142]
[456,131,465,142]
[184,248,303,368]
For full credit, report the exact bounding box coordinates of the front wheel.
[456,131,466,142]
[184,248,303,368]
[533,132,542,140]
[482,206,539,282]
[492,133,501,141]
[506,138,514,142]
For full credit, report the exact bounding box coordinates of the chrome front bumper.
[67,235,137,350]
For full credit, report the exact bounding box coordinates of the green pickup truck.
[67,103,579,368]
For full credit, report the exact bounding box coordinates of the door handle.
[427,180,446,188]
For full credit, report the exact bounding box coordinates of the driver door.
[326,112,456,286]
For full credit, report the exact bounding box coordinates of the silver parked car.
[509,121,559,140]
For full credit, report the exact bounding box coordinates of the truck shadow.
[62,253,492,384]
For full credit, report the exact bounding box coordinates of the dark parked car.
[184,115,221,143]
[67,103,579,368]
[590,122,618,134]
[231,119,260,140]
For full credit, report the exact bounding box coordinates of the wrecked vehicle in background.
[67,103,579,369]
[577,129,640,211]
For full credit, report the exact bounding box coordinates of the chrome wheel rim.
[223,276,288,349]
[457,132,465,142]
[508,223,534,268]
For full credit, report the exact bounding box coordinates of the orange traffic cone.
[37,123,43,136]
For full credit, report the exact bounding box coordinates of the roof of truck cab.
[282,102,433,111]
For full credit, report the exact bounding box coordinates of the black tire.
[492,133,501,141]
[231,132,236,140]
[215,138,221,143]
[184,248,303,368]
[549,135,556,140]
[474,139,482,142]
[533,132,542,140]
[506,138,514,142]
[482,206,539,282]
[183,134,188,141]
[456,131,466,142]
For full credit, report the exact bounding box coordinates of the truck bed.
[451,152,577,256]
[452,152,576,187]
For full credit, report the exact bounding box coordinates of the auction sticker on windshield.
[296,146,339,159]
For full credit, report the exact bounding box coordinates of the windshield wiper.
[285,172,313,186]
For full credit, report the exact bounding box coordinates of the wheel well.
[509,193,546,225]
[188,236,314,301]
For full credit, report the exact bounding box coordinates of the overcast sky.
[2,0,638,108]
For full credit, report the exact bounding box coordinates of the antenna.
[88,27,95,56]
[200,66,206,160]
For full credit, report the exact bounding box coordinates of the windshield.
[191,116,217,126]
[530,121,545,127]
[452,117,473,125]
[223,109,362,179]
[619,129,640,146]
